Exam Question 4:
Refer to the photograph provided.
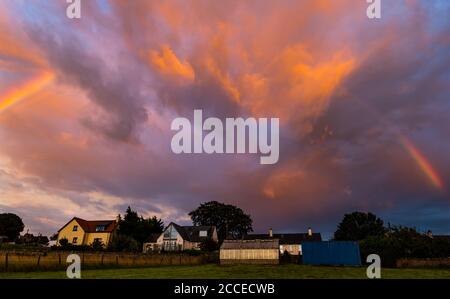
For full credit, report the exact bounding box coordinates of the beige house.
[143,222,218,252]
[57,217,118,247]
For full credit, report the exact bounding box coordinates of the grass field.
[1,264,450,279]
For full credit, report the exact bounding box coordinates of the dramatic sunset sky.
[0,0,449,238]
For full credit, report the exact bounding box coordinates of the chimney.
[308,227,313,237]
[269,228,273,238]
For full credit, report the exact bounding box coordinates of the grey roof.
[145,233,161,243]
[244,233,322,244]
[221,239,279,250]
[170,222,216,242]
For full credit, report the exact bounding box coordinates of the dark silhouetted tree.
[117,206,164,247]
[0,213,25,241]
[189,201,253,241]
[334,211,385,241]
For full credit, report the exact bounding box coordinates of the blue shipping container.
[302,241,362,266]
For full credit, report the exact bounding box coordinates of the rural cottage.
[57,217,118,247]
[143,222,218,252]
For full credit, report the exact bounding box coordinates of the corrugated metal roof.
[221,239,279,249]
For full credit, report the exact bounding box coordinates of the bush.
[90,239,105,251]
[182,249,203,256]
[58,238,69,247]
[107,234,139,252]
[199,239,219,252]
[359,226,450,267]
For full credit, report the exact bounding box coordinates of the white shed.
[220,239,279,264]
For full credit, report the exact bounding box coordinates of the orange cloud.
[149,45,195,83]
[240,47,356,134]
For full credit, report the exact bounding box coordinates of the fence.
[0,251,209,272]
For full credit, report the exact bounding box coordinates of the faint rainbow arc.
[400,136,444,191]
[0,71,54,113]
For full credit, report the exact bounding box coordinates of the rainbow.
[0,71,54,113]
[401,136,444,191]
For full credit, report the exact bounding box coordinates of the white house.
[143,222,218,252]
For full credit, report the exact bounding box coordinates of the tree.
[334,211,385,241]
[117,206,164,247]
[188,201,253,241]
[0,213,25,241]
[108,234,139,252]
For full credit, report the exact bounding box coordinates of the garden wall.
[0,251,209,272]
[396,258,450,268]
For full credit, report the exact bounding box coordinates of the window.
[95,225,106,232]
[163,240,179,251]
[93,238,103,243]
[163,225,178,240]
[72,225,78,232]
[199,230,207,237]
[72,237,78,244]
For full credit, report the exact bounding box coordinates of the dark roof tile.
[244,233,321,244]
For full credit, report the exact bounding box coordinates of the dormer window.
[96,225,106,232]
[199,230,207,237]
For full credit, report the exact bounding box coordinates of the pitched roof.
[169,222,216,242]
[244,233,322,244]
[146,233,161,243]
[221,239,279,249]
[58,217,118,233]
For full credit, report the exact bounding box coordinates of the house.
[143,222,218,252]
[143,233,161,253]
[244,228,322,255]
[56,217,118,248]
[220,239,279,264]
[16,233,49,246]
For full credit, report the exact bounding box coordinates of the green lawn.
[1,264,449,279]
